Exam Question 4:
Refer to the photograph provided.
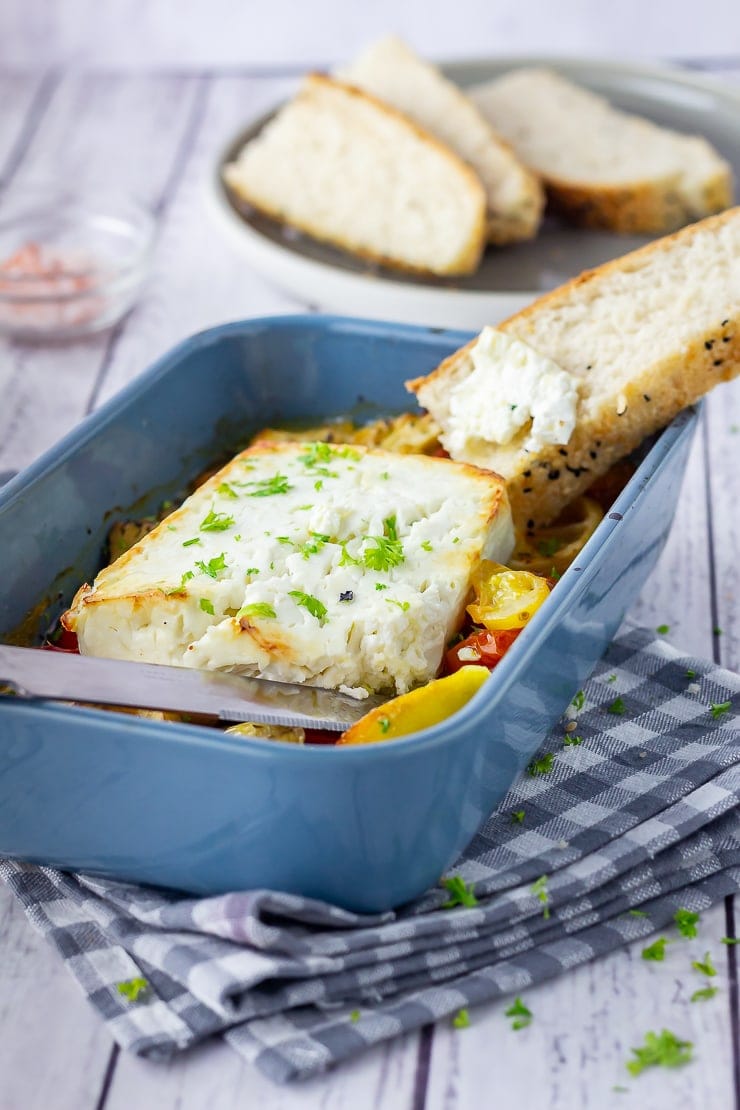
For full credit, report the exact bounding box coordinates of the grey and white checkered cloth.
[3,626,739,1084]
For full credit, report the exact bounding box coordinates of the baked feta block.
[64,441,514,695]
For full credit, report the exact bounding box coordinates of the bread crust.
[225,74,487,277]
[544,168,733,234]
[471,67,734,235]
[407,207,740,526]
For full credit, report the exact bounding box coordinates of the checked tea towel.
[2,626,739,1084]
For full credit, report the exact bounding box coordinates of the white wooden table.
[1,56,739,1110]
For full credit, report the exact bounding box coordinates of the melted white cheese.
[67,442,514,696]
[445,327,579,454]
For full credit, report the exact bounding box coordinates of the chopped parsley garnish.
[288,590,327,622]
[314,479,323,491]
[452,1008,470,1029]
[381,471,389,480]
[714,626,723,636]
[386,598,410,612]
[511,809,525,824]
[656,624,670,634]
[216,482,238,499]
[182,537,201,547]
[710,700,732,720]
[628,909,648,917]
[572,690,585,711]
[537,537,560,557]
[421,540,433,552]
[452,536,460,544]
[550,566,561,581]
[298,532,331,559]
[607,674,617,683]
[531,874,550,919]
[200,508,235,532]
[504,997,532,1030]
[338,542,360,567]
[277,535,293,545]
[691,951,716,977]
[375,582,388,591]
[721,936,740,945]
[299,441,358,472]
[641,938,667,961]
[199,598,215,615]
[350,1009,360,1023]
[170,569,195,593]
[363,534,404,572]
[673,908,700,939]
[195,553,227,578]
[527,752,554,776]
[245,567,259,576]
[626,1029,693,1075]
[237,602,277,620]
[246,473,292,497]
[441,875,478,909]
[691,986,718,1002]
[378,716,390,734]
[686,669,697,679]
[300,441,334,466]
[362,516,405,572]
[608,696,626,715]
[563,734,583,747]
[167,525,177,532]
[116,977,149,1002]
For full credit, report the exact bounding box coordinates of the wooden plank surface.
[0,893,112,1110]
[0,59,739,1110]
[3,0,739,69]
[0,72,204,474]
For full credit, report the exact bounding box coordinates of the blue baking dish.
[0,316,698,912]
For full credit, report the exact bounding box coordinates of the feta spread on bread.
[445,327,579,455]
[64,441,514,695]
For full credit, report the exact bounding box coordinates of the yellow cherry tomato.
[467,561,551,631]
[339,666,489,746]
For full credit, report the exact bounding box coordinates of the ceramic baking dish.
[0,316,698,912]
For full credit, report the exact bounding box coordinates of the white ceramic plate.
[206,56,740,328]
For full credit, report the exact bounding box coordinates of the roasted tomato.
[44,626,79,653]
[444,627,522,673]
[467,562,552,631]
[339,666,489,746]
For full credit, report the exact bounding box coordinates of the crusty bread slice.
[471,67,733,234]
[223,73,487,276]
[340,37,543,244]
[408,208,740,528]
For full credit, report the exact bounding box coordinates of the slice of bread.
[223,73,487,276]
[64,441,514,696]
[471,67,733,234]
[341,37,543,244]
[408,208,740,528]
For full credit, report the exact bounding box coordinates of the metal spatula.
[0,645,389,731]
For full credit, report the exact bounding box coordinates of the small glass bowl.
[0,186,155,340]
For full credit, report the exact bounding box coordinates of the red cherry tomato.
[303,728,340,745]
[444,627,521,674]
[43,626,80,653]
